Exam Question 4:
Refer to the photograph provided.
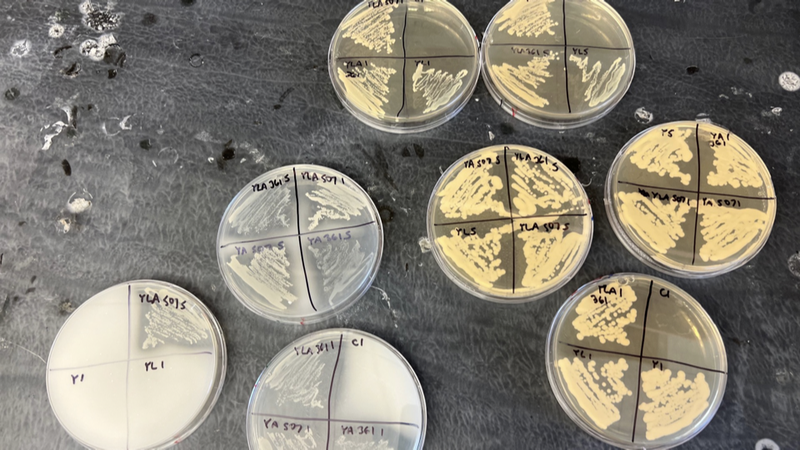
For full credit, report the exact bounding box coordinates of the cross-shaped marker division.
[555,279,727,444]
[47,283,221,450]
[249,332,424,450]
[485,0,633,116]
[219,167,382,316]
[614,123,776,266]
[334,1,478,120]
[432,147,591,295]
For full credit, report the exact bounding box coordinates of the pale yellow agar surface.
[491,56,556,109]
[556,357,632,430]
[549,274,727,447]
[638,369,710,441]
[572,281,637,346]
[496,0,559,38]
[412,65,470,114]
[329,0,479,131]
[340,2,400,54]
[482,0,634,127]
[568,55,627,108]
[429,145,592,302]
[437,161,509,219]
[436,223,512,289]
[608,121,776,276]
[337,66,397,118]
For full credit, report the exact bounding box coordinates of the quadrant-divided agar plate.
[605,121,777,278]
[328,0,480,133]
[481,0,635,129]
[217,164,383,324]
[427,145,593,303]
[546,273,727,449]
[246,329,426,450]
[46,280,226,450]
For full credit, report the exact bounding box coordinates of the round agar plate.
[605,121,777,278]
[481,0,635,129]
[217,165,383,324]
[328,0,480,133]
[427,145,593,303]
[546,273,727,449]
[246,329,426,450]
[47,280,226,450]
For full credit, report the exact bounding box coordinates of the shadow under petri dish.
[328,0,480,133]
[246,328,426,450]
[546,273,727,449]
[217,164,383,324]
[46,280,226,450]
[605,121,777,278]
[481,0,635,129]
[427,145,593,303]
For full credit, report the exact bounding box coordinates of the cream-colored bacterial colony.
[546,274,727,449]
[217,164,383,324]
[481,0,635,129]
[246,329,426,450]
[605,121,777,278]
[427,145,593,303]
[329,0,479,133]
[47,280,226,450]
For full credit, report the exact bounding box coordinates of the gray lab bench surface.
[1,0,798,448]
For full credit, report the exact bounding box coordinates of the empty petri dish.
[217,165,383,324]
[427,145,593,303]
[47,280,226,450]
[605,121,777,278]
[546,273,727,449]
[481,0,635,129]
[246,328,426,450]
[328,0,480,133]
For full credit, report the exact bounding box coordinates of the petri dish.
[546,273,727,449]
[427,145,593,303]
[481,0,635,129]
[605,121,777,278]
[246,328,426,450]
[47,280,226,450]
[217,164,383,324]
[328,0,480,133]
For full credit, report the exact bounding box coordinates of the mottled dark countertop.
[1,0,798,449]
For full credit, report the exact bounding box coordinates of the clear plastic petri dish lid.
[426,145,593,303]
[605,121,777,278]
[546,273,727,449]
[46,280,227,450]
[481,0,635,129]
[217,164,383,324]
[246,328,426,450]
[328,0,480,133]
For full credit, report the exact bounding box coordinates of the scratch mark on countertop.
[0,338,46,365]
